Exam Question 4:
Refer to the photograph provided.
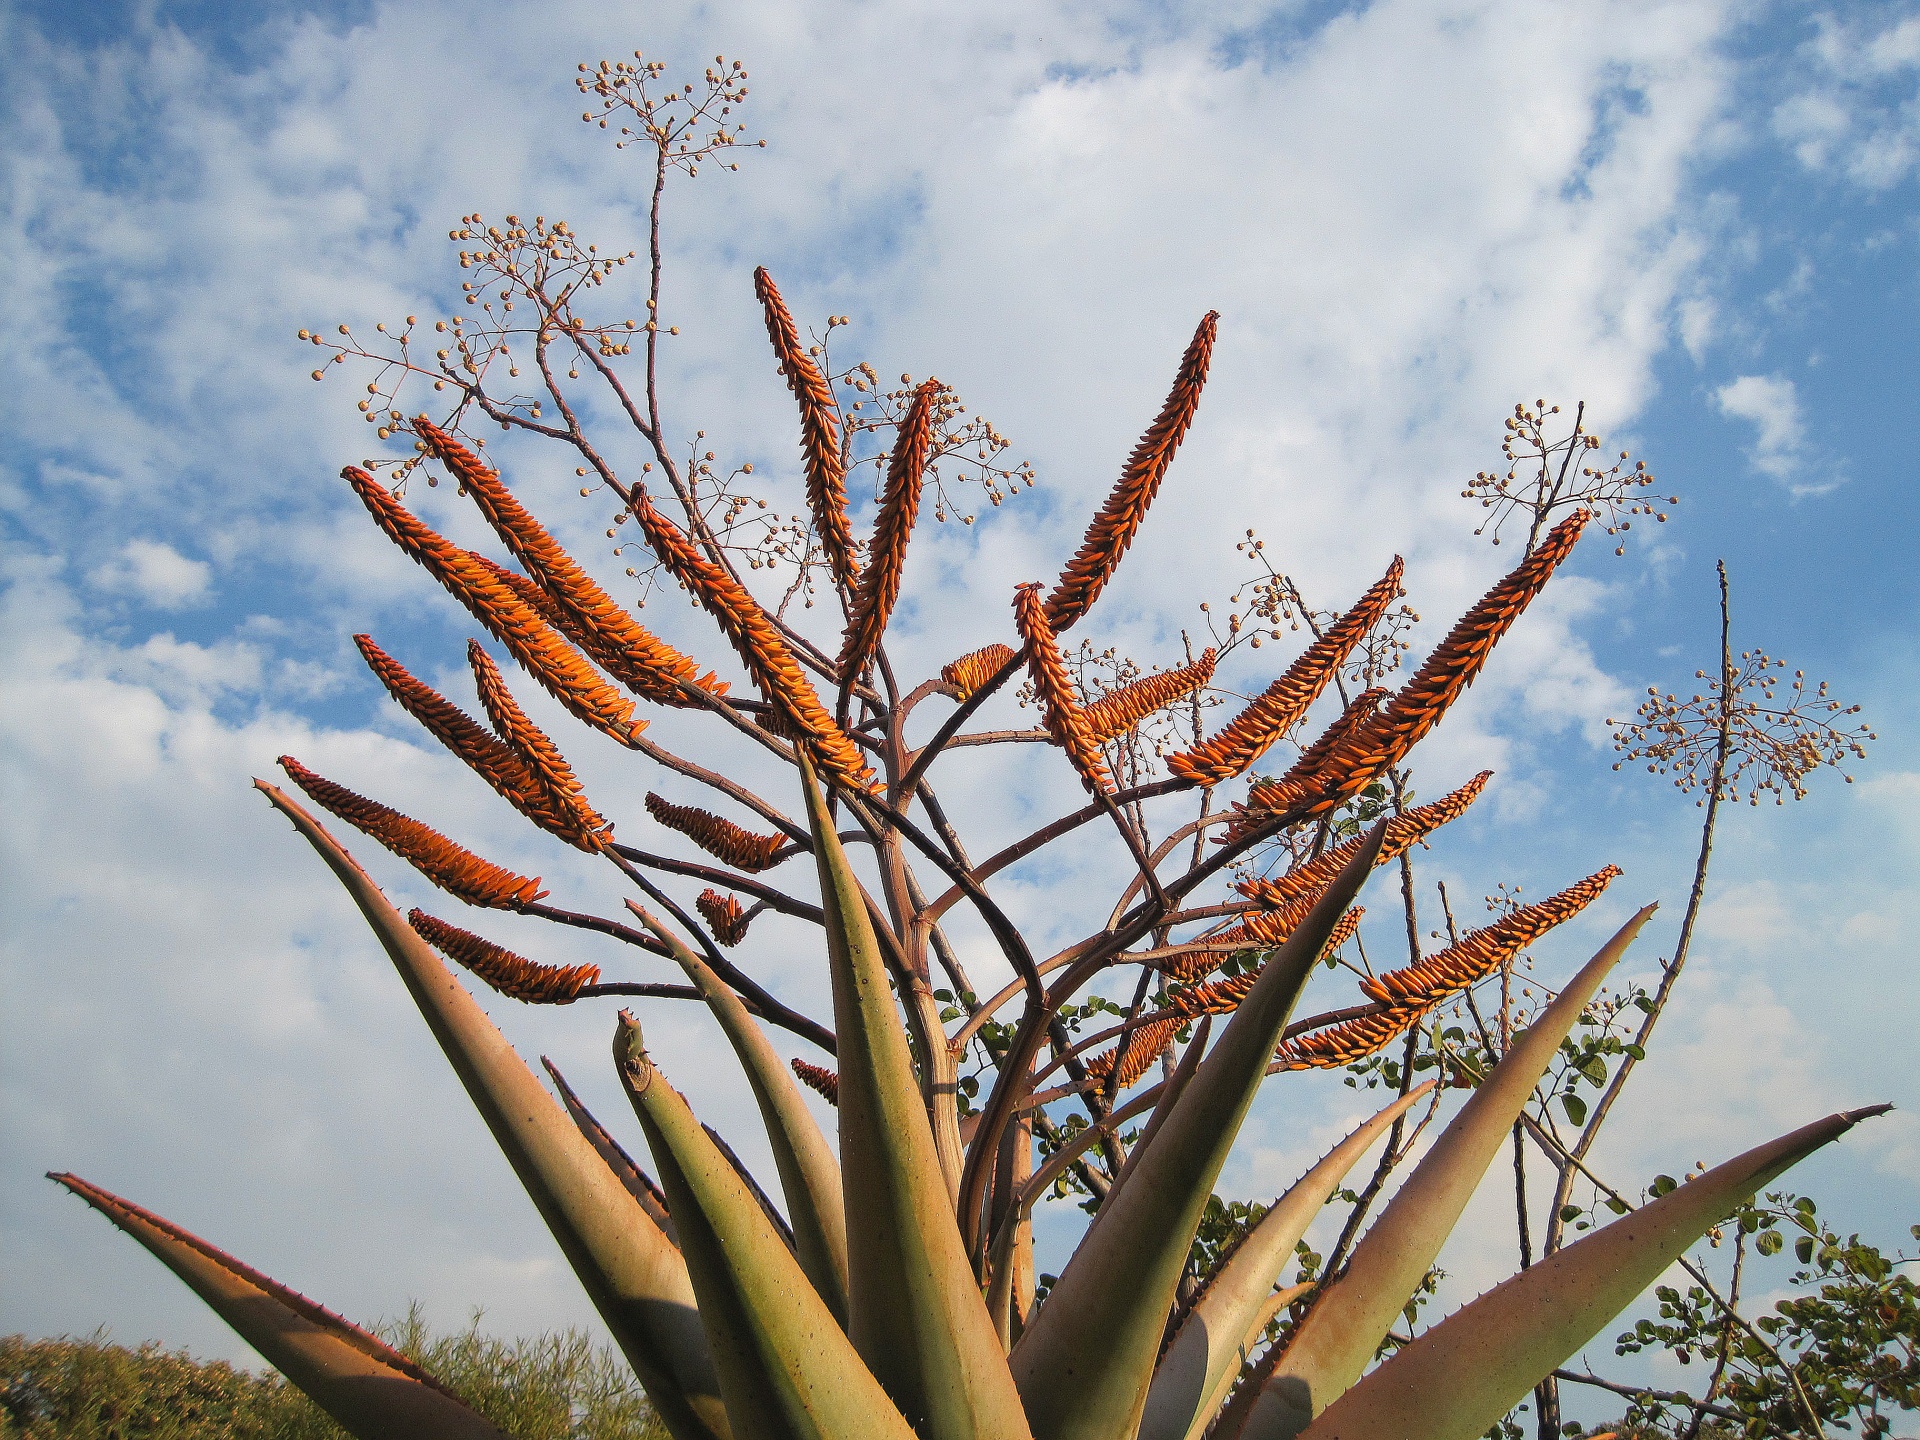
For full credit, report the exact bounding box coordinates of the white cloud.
[1713,372,1831,491]
[1773,9,1920,189]
[87,539,213,609]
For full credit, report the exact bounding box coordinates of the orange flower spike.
[696,888,752,947]
[353,634,573,835]
[1082,648,1218,745]
[754,268,857,585]
[646,792,787,873]
[468,642,611,850]
[1168,557,1405,786]
[1312,510,1592,805]
[1246,687,1391,813]
[341,467,641,741]
[940,643,1017,702]
[1084,1017,1180,1088]
[277,755,546,909]
[409,909,600,1004]
[415,421,724,708]
[1013,582,1112,795]
[1237,770,1495,910]
[839,379,934,680]
[627,487,876,792]
[1046,311,1220,631]
[790,1058,840,1106]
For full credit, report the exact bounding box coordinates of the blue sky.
[2,0,1915,1425]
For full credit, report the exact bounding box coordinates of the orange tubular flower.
[839,380,933,680]
[1278,862,1622,1071]
[353,634,573,837]
[627,488,875,792]
[277,756,545,909]
[1160,905,1363,984]
[409,909,600,1004]
[468,641,610,850]
[1046,311,1220,631]
[414,421,726,708]
[1168,557,1405,786]
[646,793,787,873]
[1303,510,1591,811]
[754,268,857,585]
[1013,582,1111,795]
[342,467,641,743]
[940,643,1017,702]
[1084,1017,1179,1088]
[1213,688,1390,845]
[1237,770,1495,912]
[791,1057,840,1106]
[696,888,752,947]
[1082,648,1218,745]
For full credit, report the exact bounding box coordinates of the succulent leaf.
[635,908,851,1325]
[1139,1082,1435,1440]
[1295,1104,1892,1440]
[614,1013,917,1440]
[797,756,1036,1440]
[48,1173,509,1440]
[542,1057,679,1245]
[255,780,729,1440]
[1009,822,1389,1440]
[1248,904,1658,1439]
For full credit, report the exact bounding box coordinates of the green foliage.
[0,1318,666,1440]
[1612,1196,1918,1437]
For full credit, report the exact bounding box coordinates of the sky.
[2,0,1916,1426]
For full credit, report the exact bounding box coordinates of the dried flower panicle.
[646,792,786,873]
[941,643,1018,702]
[1046,312,1219,631]
[1082,648,1217,745]
[791,1057,839,1105]
[627,488,876,791]
[1014,582,1111,794]
[343,466,643,743]
[755,267,856,585]
[839,380,933,678]
[1464,400,1671,556]
[409,908,600,1003]
[1610,652,1874,806]
[414,419,727,708]
[277,756,546,909]
[696,889,752,947]
[468,641,611,849]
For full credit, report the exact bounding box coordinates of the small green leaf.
[1756,1230,1783,1256]
[1562,1094,1588,1126]
[1796,1236,1815,1264]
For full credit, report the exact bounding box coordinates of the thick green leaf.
[49,1173,508,1440]
[257,781,728,1440]
[542,1056,679,1245]
[614,1013,918,1440]
[1010,823,1390,1440]
[633,909,851,1326]
[1247,905,1657,1440]
[797,758,1034,1440]
[1298,1104,1891,1440]
[1139,1083,1435,1440]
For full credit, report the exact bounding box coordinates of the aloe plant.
[53,46,1888,1440]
